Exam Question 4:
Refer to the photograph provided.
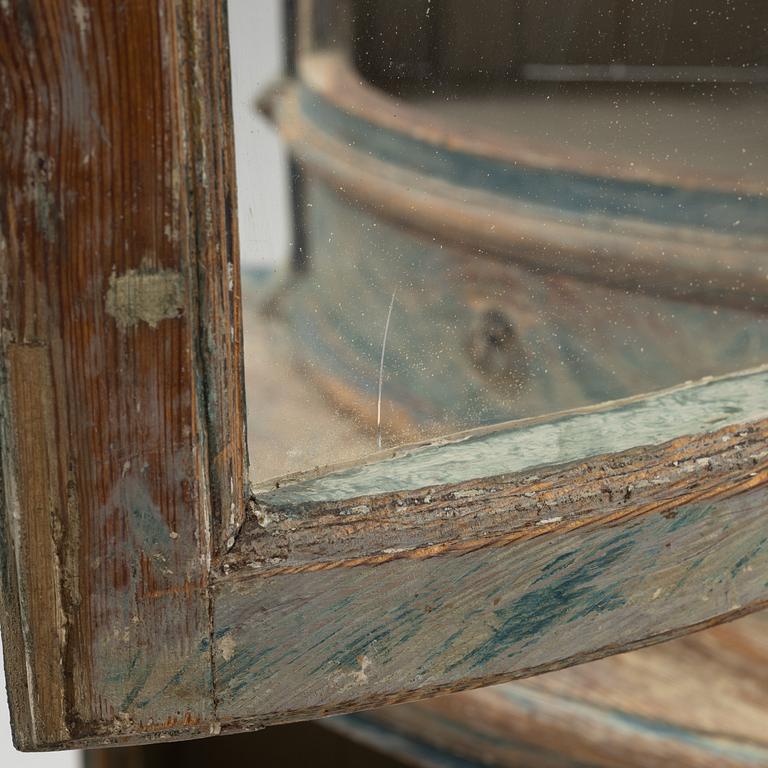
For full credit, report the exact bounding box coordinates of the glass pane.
[229,0,768,482]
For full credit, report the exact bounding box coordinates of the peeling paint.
[257,367,768,505]
[254,506,272,528]
[352,655,371,683]
[218,635,236,663]
[105,269,184,331]
[342,504,370,516]
[452,489,487,499]
[72,1,91,47]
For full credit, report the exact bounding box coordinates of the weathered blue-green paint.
[257,366,768,504]
[213,486,768,724]
[272,178,768,452]
[299,85,768,237]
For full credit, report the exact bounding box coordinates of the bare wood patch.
[105,269,185,330]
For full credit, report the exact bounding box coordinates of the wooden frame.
[0,0,245,749]
[1,0,767,752]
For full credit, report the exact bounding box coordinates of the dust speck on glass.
[228,0,768,482]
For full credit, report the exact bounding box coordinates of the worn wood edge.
[50,447,768,748]
[178,1,247,741]
[265,81,768,312]
[226,417,767,576]
[0,344,38,749]
[7,722,228,754]
[299,51,768,197]
[187,0,250,554]
[207,600,768,738]
[21,601,768,751]
[147,478,768,740]
[0,0,245,750]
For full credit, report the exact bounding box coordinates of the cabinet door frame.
[1,0,766,752]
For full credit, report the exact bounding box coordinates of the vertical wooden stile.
[0,1,245,749]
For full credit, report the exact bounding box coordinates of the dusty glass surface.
[230,0,768,481]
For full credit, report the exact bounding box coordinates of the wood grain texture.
[232,371,768,576]
[240,280,768,764]
[345,610,768,768]
[0,0,244,750]
[2,0,767,752]
[214,485,768,730]
[4,345,68,745]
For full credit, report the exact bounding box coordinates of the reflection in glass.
[230,0,768,480]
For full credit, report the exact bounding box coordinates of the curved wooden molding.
[266,55,768,312]
[300,51,768,197]
[209,369,768,733]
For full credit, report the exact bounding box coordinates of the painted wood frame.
[1,0,767,754]
[324,611,768,768]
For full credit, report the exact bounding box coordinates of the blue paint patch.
[301,86,768,236]
[457,535,633,671]
[667,501,714,531]
[731,536,768,578]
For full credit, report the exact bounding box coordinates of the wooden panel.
[4,345,68,745]
[0,0,244,750]
[273,177,768,435]
[216,491,767,728]
[2,0,767,752]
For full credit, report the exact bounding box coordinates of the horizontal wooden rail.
[209,368,768,734]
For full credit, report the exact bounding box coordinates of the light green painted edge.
[257,366,768,505]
